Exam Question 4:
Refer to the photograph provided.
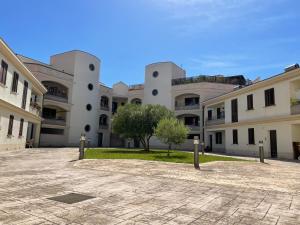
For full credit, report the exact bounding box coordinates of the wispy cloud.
[149,0,292,36]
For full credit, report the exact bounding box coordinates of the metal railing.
[206,117,225,126]
[44,93,68,103]
[187,125,201,131]
[43,118,66,126]
[291,102,300,115]
[175,104,200,110]
[100,105,110,111]
[99,124,109,129]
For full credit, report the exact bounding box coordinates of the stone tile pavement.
[0,148,300,225]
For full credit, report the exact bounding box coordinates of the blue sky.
[1,0,300,86]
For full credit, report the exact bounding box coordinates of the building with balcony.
[203,64,300,159]
[0,38,47,150]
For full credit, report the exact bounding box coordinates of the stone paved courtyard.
[0,148,300,225]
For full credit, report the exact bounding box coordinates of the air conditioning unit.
[285,64,300,72]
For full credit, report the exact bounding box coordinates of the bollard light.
[258,140,264,163]
[193,136,200,169]
[79,134,86,160]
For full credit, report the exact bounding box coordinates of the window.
[231,99,238,123]
[265,88,275,106]
[232,129,238,144]
[152,71,159,78]
[7,115,14,136]
[41,128,64,135]
[19,119,24,137]
[85,125,91,132]
[208,110,212,120]
[88,83,93,90]
[11,72,19,93]
[152,89,158,96]
[42,108,57,119]
[89,64,95,71]
[185,97,199,106]
[0,60,8,85]
[216,132,222,144]
[248,128,255,145]
[247,94,254,110]
[86,104,92,111]
[217,108,221,119]
[21,81,28,109]
[184,116,199,126]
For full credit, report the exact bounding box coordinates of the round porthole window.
[86,104,92,111]
[152,89,158,96]
[84,125,91,132]
[89,64,95,71]
[88,83,93,91]
[152,71,159,78]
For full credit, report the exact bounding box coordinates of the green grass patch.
[84,148,245,164]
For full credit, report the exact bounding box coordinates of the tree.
[112,104,174,151]
[155,117,190,156]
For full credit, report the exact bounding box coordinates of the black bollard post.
[194,136,200,170]
[201,142,205,155]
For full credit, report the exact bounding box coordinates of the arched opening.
[42,81,69,102]
[131,98,142,105]
[42,105,68,126]
[100,96,109,111]
[99,114,108,129]
[174,93,200,110]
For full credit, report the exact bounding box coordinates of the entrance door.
[270,130,277,158]
[98,133,103,147]
[209,135,213,151]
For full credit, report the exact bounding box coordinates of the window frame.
[265,88,275,107]
[215,132,222,144]
[231,98,238,123]
[0,60,8,85]
[21,81,28,109]
[247,94,254,110]
[232,129,238,144]
[19,118,24,137]
[11,72,19,93]
[7,115,14,137]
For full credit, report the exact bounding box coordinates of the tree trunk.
[140,137,147,151]
[168,144,171,157]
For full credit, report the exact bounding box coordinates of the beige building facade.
[0,39,47,150]
[204,65,300,159]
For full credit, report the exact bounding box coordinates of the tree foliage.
[155,117,190,156]
[112,104,174,151]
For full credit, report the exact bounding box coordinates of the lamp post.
[79,134,86,160]
[201,142,205,155]
[193,136,200,169]
[259,140,264,163]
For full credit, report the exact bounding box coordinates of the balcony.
[45,93,68,103]
[43,118,66,126]
[291,100,300,115]
[206,117,225,126]
[99,124,109,130]
[100,106,110,111]
[29,101,41,117]
[175,104,200,111]
[187,125,201,131]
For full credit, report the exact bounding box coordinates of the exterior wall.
[144,62,185,109]
[0,108,28,150]
[51,51,101,147]
[0,40,45,151]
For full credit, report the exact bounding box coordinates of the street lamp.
[193,136,200,169]
[79,133,86,160]
[259,140,264,163]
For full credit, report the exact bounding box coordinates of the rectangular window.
[0,60,8,85]
[7,115,14,136]
[208,110,212,120]
[265,88,275,107]
[216,132,222,144]
[248,128,255,145]
[231,99,238,123]
[21,81,28,109]
[11,72,19,93]
[232,129,238,144]
[247,94,254,110]
[19,118,24,137]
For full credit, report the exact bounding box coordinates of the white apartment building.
[0,39,47,150]
[204,65,300,160]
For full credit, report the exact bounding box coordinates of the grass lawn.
[84,148,245,164]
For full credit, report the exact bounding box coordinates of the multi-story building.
[0,39,47,150]
[203,64,300,159]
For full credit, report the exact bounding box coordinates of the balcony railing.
[187,125,200,131]
[175,104,200,111]
[291,101,300,115]
[99,124,109,129]
[29,102,41,116]
[43,118,66,126]
[100,105,110,111]
[44,93,68,103]
[206,117,225,126]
